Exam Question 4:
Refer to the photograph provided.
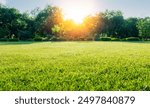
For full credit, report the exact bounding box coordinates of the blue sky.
[0,0,150,18]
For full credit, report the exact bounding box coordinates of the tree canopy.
[0,5,150,41]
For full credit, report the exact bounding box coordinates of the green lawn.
[0,41,150,91]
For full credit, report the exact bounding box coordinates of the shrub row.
[126,37,140,41]
[33,36,62,41]
[0,37,144,42]
[0,38,19,42]
[99,37,141,41]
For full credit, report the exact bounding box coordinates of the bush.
[111,38,120,41]
[8,38,19,42]
[0,28,10,38]
[143,38,150,41]
[99,33,108,37]
[50,36,56,41]
[42,37,49,41]
[100,37,111,41]
[126,37,140,41]
[95,36,100,41]
[0,38,8,41]
[121,38,127,41]
[26,39,34,41]
[50,36,62,41]
[18,30,33,40]
[34,36,43,41]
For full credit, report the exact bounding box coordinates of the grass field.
[0,41,150,91]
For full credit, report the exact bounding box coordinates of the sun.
[60,0,96,24]
[64,7,88,24]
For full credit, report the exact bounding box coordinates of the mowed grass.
[0,41,150,91]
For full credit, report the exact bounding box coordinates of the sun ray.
[60,0,97,24]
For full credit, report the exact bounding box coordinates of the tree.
[34,6,63,38]
[102,10,125,38]
[0,6,33,40]
[0,6,20,38]
[83,14,105,40]
[137,17,150,40]
[0,4,149,41]
[34,5,53,35]
[44,7,63,39]
[18,12,35,40]
[0,27,10,38]
[52,25,61,37]
[124,18,139,38]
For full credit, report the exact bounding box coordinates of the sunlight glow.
[64,7,86,24]
[60,0,97,24]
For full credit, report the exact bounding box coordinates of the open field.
[0,41,150,91]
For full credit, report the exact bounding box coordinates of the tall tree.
[35,6,63,38]
[83,14,105,40]
[124,18,139,38]
[137,17,150,40]
[102,10,125,38]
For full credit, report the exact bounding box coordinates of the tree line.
[0,4,150,41]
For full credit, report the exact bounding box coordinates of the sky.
[0,0,150,18]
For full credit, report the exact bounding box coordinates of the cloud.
[0,0,6,5]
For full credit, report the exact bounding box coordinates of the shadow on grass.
[0,41,38,45]
[0,41,149,45]
[120,41,150,44]
[98,41,150,44]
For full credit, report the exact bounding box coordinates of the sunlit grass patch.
[0,42,149,91]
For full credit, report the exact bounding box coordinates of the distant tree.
[59,14,105,41]
[18,12,35,40]
[0,4,150,41]
[0,27,10,38]
[60,20,82,40]
[0,6,20,38]
[102,10,125,38]
[31,7,41,17]
[0,6,33,40]
[34,6,63,38]
[124,18,139,38]
[34,5,53,35]
[83,14,105,40]
[137,17,150,40]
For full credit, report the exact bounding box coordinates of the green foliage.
[50,36,58,41]
[100,37,111,41]
[0,27,10,38]
[102,10,125,38]
[126,37,140,41]
[137,17,150,40]
[111,38,120,41]
[51,25,61,38]
[52,25,61,34]
[34,36,43,41]
[1,5,150,41]
[0,6,33,40]
[0,38,8,41]
[95,37,100,41]
[99,33,108,37]
[124,18,139,37]
[0,42,149,91]
[121,38,127,41]
[50,36,64,41]
[34,5,53,35]
[34,6,63,36]
[42,37,49,41]
[18,30,33,40]
[8,38,19,42]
